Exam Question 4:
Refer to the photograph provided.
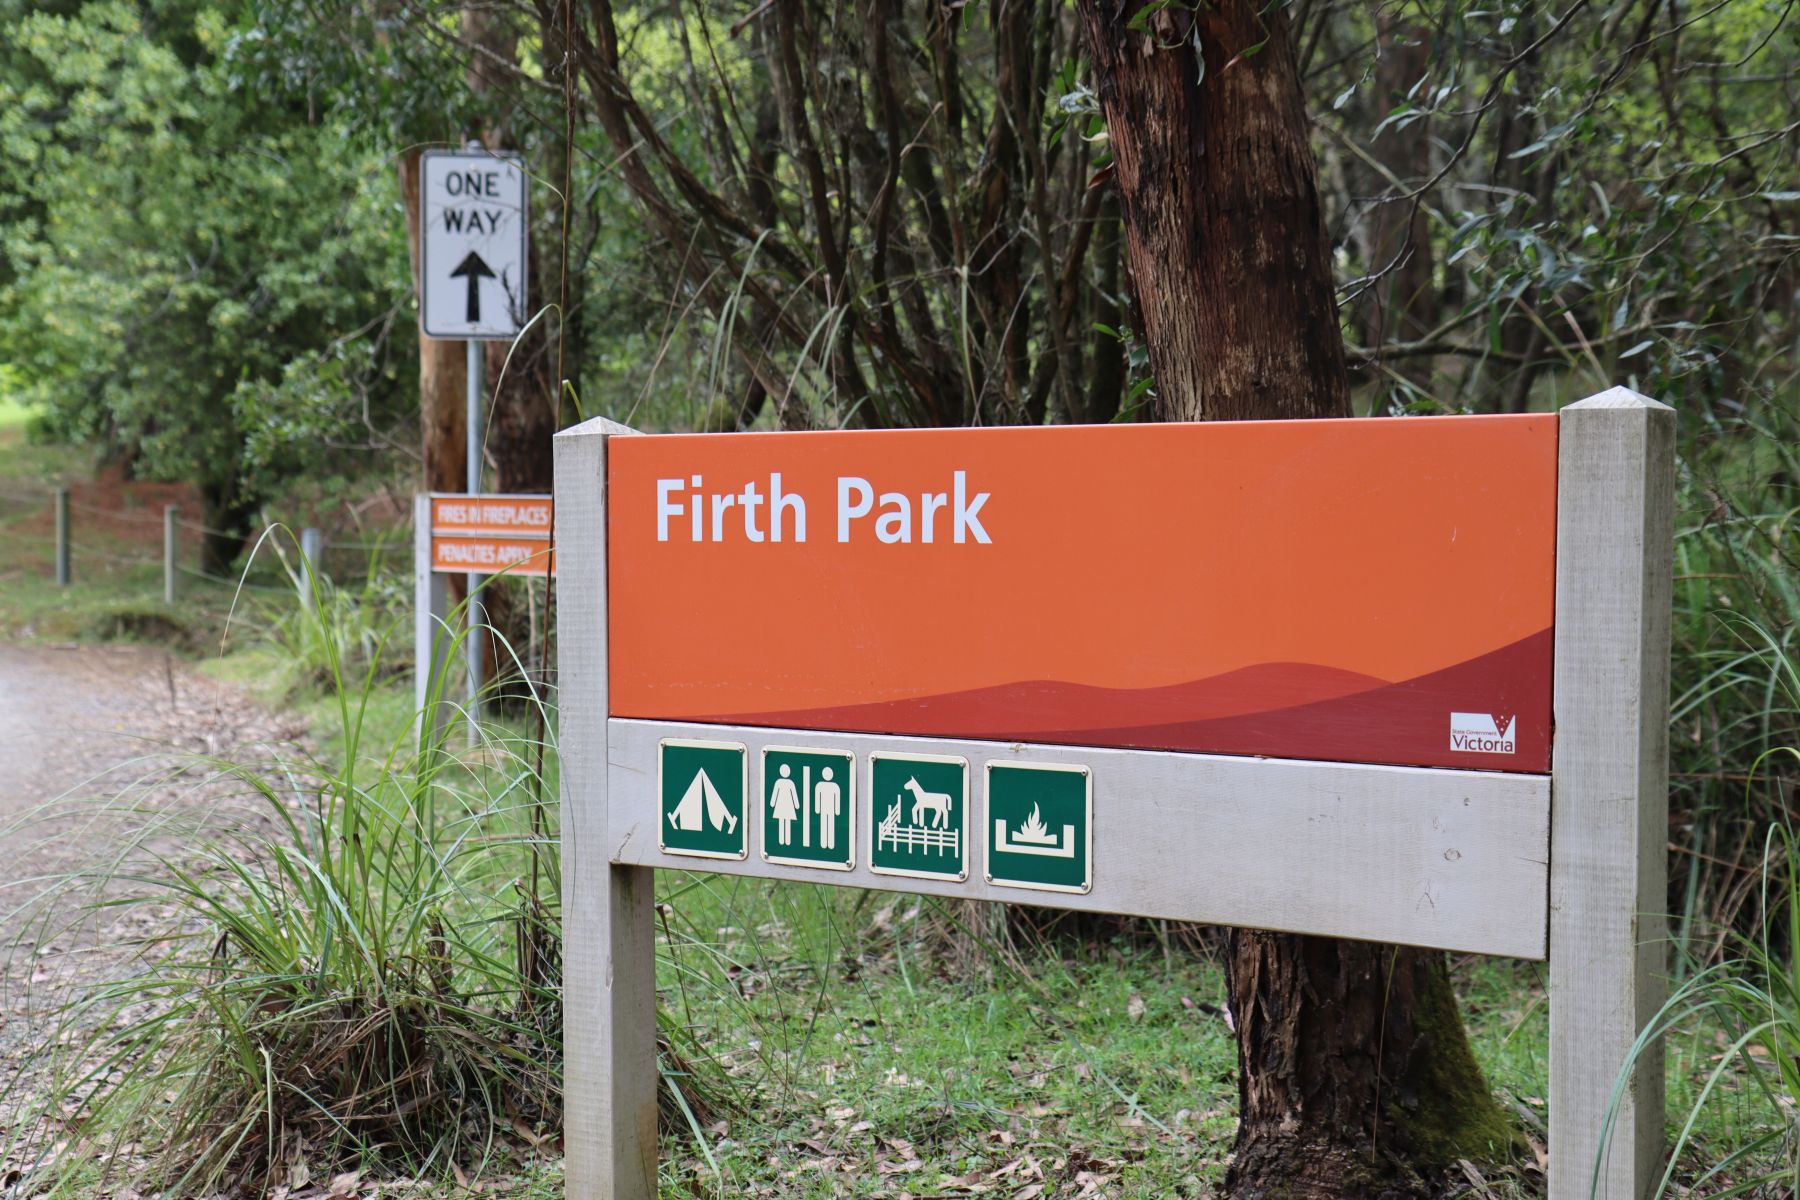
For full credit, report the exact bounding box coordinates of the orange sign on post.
[607,416,1557,773]
[429,494,554,576]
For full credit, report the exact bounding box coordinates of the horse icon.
[904,776,953,828]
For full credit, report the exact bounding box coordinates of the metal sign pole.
[415,494,453,749]
[466,337,486,734]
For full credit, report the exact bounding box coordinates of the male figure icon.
[814,766,842,851]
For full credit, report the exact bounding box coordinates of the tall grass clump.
[1609,388,1800,1193]
[1668,393,1800,960]
[261,537,412,691]
[1608,753,1800,1196]
[1,594,553,1193]
[1,554,731,1196]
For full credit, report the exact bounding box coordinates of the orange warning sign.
[606,416,1558,772]
[430,494,554,576]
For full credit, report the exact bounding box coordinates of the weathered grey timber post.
[414,494,454,747]
[1549,387,1674,1200]
[163,504,178,604]
[53,486,70,586]
[556,416,656,1200]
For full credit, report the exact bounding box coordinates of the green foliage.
[0,0,412,543]
[1668,392,1800,956]
[1313,0,1800,416]
[1611,757,1800,1196]
[257,536,412,693]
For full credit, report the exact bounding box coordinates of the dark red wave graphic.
[1031,630,1552,772]
[665,629,1553,774]
[703,661,1388,737]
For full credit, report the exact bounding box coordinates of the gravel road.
[0,641,299,1173]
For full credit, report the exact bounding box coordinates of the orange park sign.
[429,494,554,576]
[562,393,1679,1200]
[607,416,1557,773]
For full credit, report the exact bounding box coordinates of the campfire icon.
[994,801,1076,858]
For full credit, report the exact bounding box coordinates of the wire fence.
[0,484,405,602]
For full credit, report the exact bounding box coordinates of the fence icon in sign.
[877,798,961,858]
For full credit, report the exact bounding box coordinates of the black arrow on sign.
[450,251,496,323]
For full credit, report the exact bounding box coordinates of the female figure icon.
[770,763,801,845]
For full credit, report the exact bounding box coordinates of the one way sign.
[419,148,528,340]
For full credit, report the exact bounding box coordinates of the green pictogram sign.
[868,752,968,881]
[659,739,747,860]
[761,747,855,870]
[985,762,1092,894]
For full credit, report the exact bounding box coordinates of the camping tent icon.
[669,767,738,834]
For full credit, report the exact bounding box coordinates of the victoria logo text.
[1450,712,1516,754]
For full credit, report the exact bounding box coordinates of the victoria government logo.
[1450,712,1516,755]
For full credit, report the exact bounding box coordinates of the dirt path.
[0,642,295,875]
[0,641,300,1152]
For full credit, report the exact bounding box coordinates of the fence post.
[300,526,324,611]
[1548,387,1674,1200]
[54,487,70,586]
[163,505,178,604]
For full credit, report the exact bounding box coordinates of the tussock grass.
[0,556,729,1196]
[1611,749,1800,1197]
[1669,396,1800,963]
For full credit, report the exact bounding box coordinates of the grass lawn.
[624,878,1784,1198]
[634,881,1535,1198]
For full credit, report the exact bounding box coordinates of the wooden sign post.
[556,389,1674,1200]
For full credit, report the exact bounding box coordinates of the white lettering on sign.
[432,536,550,575]
[436,500,552,530]
[655,472,990,545]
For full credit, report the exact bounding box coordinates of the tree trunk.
[198,479,260,576]
[1077,0,1349,421]
[1361,8,1438,398]
[464,5,558,495]
[399,149,469,497]
[1074,2,1518,1194]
